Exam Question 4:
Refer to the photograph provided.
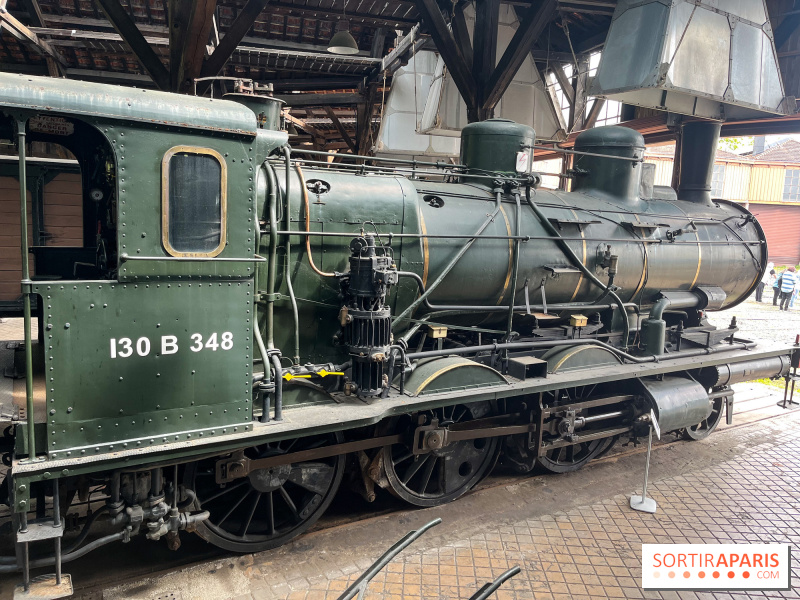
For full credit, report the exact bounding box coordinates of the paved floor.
[43,385,797,600]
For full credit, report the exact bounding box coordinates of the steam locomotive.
[0,73,792,593]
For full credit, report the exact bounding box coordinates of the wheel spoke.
[392,451,414,467]
[419,453,437,493]
[402,455,430,485]
[238,492,262,537]
[216,489,251,527]
[266,491,275,535]
[279,486,300,521]
[287,463,334,495]
[201,480,248,504]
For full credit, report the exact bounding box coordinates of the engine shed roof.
[0,72,257,136]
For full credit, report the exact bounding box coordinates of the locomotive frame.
[0,73,795,596]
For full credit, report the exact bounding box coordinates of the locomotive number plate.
[109,332,234,358]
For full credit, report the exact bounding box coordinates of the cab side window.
[163,147,227,256]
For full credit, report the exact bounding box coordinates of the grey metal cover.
[589,0,794,120]
[636,375,712,433]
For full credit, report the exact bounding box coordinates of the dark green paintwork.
[32,280,254,457]
[459,118,535,176]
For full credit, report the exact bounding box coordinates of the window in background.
[784,169,800,201]
[711,164,726,198]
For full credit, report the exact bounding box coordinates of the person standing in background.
[757,261,774,302]
[773,267,782,306]
[791,269,800,309]
[779,266,797,311]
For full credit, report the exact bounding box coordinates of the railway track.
[0,382,790,600]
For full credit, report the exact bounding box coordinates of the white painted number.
[221,332,233,350]
[190,333,203,352]
[118,337,133,358]
[136,337,150,357]
[205,332,219,351]
[111,333,233,358]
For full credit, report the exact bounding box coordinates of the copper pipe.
[296,163,335,277]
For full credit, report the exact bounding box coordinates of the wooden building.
[646,139,800,265]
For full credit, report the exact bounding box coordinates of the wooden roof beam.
[774,0,800,50]
[168,0,217,91]
[414,0,477,114]
[94,0,170,90]
[451,3,472,67]
[550,63,574,106]
[0,6,66,73]
[482,0,557,111]
[324,105,356,152]
[473,0,500,119]
[200,0,272,78]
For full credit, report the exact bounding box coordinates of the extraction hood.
[589,0,795,120]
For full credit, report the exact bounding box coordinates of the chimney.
[753,136,766,156]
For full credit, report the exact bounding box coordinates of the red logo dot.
[713,571,720,578]
[683,571,691,578]
[728,571,735,579]
[743,572,750,579]
[698,572,706,579]
[668,571,676,579]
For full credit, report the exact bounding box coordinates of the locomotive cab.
[0,74,287,465]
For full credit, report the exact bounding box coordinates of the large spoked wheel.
[537,384,620,474]
[537,436,616,473]
[683,396,725,441]
[381,402,500,507]
[186,433,345,553]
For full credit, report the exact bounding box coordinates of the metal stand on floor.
[630,410,660,514]
[14,478,72,600]
[780,363,800,409]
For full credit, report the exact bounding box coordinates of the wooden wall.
[0,173,82,304]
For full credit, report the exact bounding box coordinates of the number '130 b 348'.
[109,332,234,358]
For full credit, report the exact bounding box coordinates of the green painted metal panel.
[0,72,257,135]
[33,280,254,458]
[108,125,259,281]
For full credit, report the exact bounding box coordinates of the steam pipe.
[16,119,36,462]
[0,531,128,573]
[404,337,755,364]
[279,149,301,363]
[523,186,631,348]
[505,191,523,344]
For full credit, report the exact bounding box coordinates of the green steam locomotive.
[0,72,792,594]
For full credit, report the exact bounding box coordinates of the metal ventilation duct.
[589,0,795,120]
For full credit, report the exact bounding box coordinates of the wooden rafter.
[774,0,800,50]
[473,0,499,118]
[414,0,477,111]
[551,64,574,107]
[200,0,272,78]
[370,26,386,58]
[450,4,472,67]
[324,106,356,152]
[94,0,170,90]
[0,7,66,73]
[583,97,605,129]
[482,0,558,110]
[168,0,217,91]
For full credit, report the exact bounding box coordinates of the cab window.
[162,147,227,256]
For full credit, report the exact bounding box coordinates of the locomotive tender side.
[0,73,794,592]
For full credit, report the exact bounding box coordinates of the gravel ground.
[706,286,800,346]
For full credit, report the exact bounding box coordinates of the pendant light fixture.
[327,1,359,55]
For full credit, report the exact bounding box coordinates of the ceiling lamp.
[328,20,359,55]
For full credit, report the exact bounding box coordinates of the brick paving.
[240,433,800,600]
